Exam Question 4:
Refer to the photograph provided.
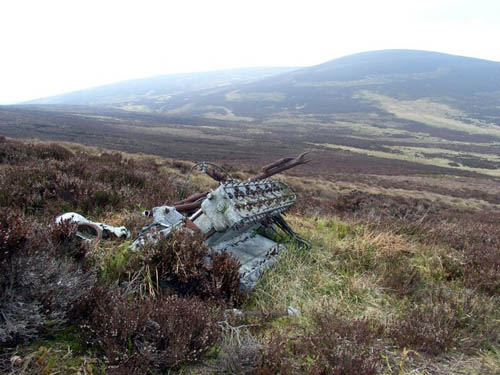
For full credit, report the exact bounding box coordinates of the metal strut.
[271,215,311,250]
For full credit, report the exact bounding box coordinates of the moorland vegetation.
[1,136,499,374]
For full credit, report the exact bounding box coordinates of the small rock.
[287,306,301,316]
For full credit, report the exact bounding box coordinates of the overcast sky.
[1,0,499,104]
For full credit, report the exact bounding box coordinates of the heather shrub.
[0,208,28,288]
[0,215,95,351]
[376,252,422,296]
[335,194,500,297]
[136,229,246,305]
[0,139,26,164]
[50,219,88,261]
[29,142,74,161]
[424,210,500,295]
[120,210,151,235]
[75,227,244,373]
[330,190,439,221]
[0,165,56,214]
[463,244,500,295]
[75,287,220,371]
[258,311,382,374]
[97,166,146,188]
[0,253,95,348]
[205,250,244,303]
[390,300,457,355]
[0,138,193,217]
[390,288,499,355]
[0,140,73,165]
[141,229,207,288]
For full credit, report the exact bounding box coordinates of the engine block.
[193,180,296,234]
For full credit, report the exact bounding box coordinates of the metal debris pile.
[56,153,310,290]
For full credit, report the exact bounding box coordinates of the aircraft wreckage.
[56,153,310,290]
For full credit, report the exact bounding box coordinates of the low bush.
[0,138,195,217]
[330,190,439,221]
[75,287,220,371]
[0,208,27,288]
[120,229,246,305]
[258,311,382,374]
[50,219,88,261]
[0,210,95,353]
[376,252,422,297]
[390,288,499,355]
[30,142,74,161]
[424,210,500,295]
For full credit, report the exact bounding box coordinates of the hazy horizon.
[1,0,500,104]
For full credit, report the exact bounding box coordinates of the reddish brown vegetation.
[0,207,95,353]
[0,139,247,372]
[50,219,88,261]
[74,287,220,372]
[298,187,500,299]
[390,288,499,355]
[258,312,382,375]
[293,189,444,220]
[2,136,499,372]
[2,106,496,179]
[0,138,194,217]
[67,230,245,372]
[424,210,500,295]
[137,230,246,304]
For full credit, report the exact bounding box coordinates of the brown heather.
[0,138,246,372]
[0,138,195,216]
[74,287,220,372]
[2,136,500,374]
[257,311,382,375]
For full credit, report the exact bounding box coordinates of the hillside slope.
[160,50,500,124]
[25,66,297,109]
[1,137,499,374]
[27,50,500,125]
[6,50,500,177]
[2,104,500,179]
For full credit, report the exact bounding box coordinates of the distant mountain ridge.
[5,49,500,180]
[25,67,297,107]
[25,50,500,125]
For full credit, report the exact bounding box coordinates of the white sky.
[1,0,499,104]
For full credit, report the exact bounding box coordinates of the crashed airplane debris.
[56,153,310,290]
[56,212,130,240]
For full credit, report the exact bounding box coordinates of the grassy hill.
[2,49,500,373]
[25,67,297,109]
[1,137,499,374]
[26,50,500,127]
[9,50,500,181]
[2,102,500,181]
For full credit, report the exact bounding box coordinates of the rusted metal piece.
[249,152,310,181]
[184,218,201,232]
[169,191,208,206]
[206,167,226,182]
[174,201,203,213]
